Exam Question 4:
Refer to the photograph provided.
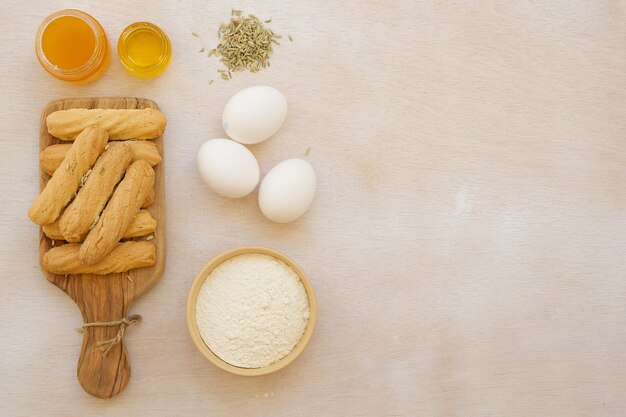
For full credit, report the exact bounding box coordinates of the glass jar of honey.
[118,22,171,78]
[35,10,110,84]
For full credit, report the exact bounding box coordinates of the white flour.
[196,253,310,368]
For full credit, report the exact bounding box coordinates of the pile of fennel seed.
[194,10,285,81]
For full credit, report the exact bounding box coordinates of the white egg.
[258,159,316,223]
[197,138,260,198]
[223,86,287,144]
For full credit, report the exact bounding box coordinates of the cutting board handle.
[77,325,131,398]
[61,272,134,399]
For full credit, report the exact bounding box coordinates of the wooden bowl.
[186,246,317,376]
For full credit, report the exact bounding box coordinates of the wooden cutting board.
[38,97,166,399]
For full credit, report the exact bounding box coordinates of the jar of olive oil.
[118,22,171,78]
[35,10,111,84]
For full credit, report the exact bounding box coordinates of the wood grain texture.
[1,1,626,416]
[39,97,165,398]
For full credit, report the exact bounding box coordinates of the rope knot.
[76,314,142,356]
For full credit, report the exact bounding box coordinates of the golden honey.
[35,10,110,84]
[118,22,171,78]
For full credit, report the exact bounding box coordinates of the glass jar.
[35,9,110,84]
[118,22,171,78]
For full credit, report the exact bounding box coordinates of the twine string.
[76,314,142,356]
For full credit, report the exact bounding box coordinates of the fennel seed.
[213,12,280,76]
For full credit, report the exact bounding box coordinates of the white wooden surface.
[1,1,625,416]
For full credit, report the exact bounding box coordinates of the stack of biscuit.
[28,108,166,275]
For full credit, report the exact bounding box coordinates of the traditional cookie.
[43,209,157,240]
[123,210,158,238]
[80,160,155,265]
[142,187,155,208]
[28,126,108,225]
[40,141,162,175]
[59,143,133,242]
[43,241,156,275]
[47,108,166,140]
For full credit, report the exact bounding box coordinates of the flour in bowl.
[195,253,310,368]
